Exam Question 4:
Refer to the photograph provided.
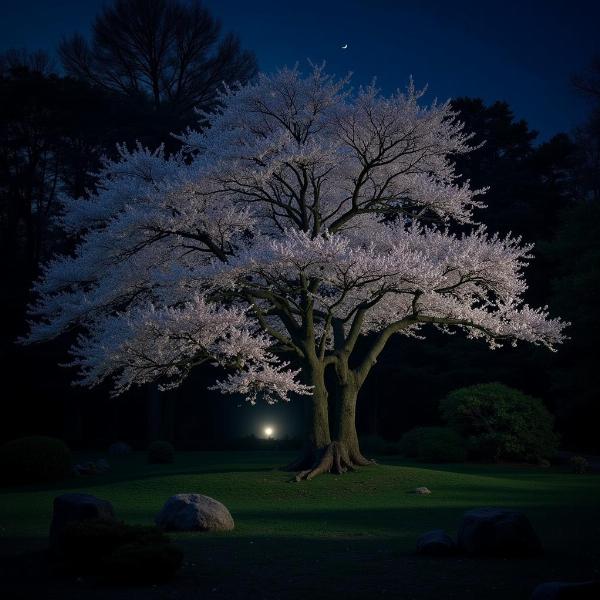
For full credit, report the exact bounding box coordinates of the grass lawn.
[1,451,599,599]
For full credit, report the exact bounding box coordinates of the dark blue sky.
[2,0,599,141]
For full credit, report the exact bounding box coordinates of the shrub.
[103,542,183,583]
[147,440,175,464]
[569,455,589,474]
[60,519,181,581]
[0,436,71,484]
[398,428,426,458]
[61,519,169,565]
[399,427,467,463]
[441,383,559,462]
[418,427,467,463]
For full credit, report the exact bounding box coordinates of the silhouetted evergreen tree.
[541,202,600,449]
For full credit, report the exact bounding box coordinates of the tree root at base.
[283,441,376,481]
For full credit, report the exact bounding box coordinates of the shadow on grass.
[1,521,597,600]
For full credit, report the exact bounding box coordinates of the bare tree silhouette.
[59,0,257,114]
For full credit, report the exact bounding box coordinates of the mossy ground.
[1,451,599,599]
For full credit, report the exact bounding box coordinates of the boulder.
[108,442,132,456]
[155,493,234,532]
[416,529,457,556]
[415,487,432,495]
[49,493,116,551]
[531,581,600,600]
[458,507,542,557]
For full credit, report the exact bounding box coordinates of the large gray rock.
[458,507,542,557]
[416,529,456,556]
[531,581,600,599]
[49,493,116,551]
[155,493,234,532]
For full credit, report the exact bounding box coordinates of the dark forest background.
[1,1,599,452]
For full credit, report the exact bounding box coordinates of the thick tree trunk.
[283,359,331,471]
[289,369,374,481]
[334,381,375,467]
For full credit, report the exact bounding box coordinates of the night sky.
[2,0,600,140]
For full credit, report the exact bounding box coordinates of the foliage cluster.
[440,383,559,462]
[0,436,71,484]
[398,427,467,463]
[60,519,182,582]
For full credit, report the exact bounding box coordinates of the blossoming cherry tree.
[26,66,566,480]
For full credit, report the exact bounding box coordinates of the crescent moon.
[341,44,348,49]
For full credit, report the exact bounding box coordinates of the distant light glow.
[264,426,274,438]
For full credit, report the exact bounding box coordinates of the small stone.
[155,493,234,532]
[416,529,457,556]
[415,487,432,495]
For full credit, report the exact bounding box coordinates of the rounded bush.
[418,427,467,463]
[102,542,183,583]
[398,428,427,458]
[0,436,71,484]
[399,427,466,462]
[147,440,175,464]
[441,383,559,462]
